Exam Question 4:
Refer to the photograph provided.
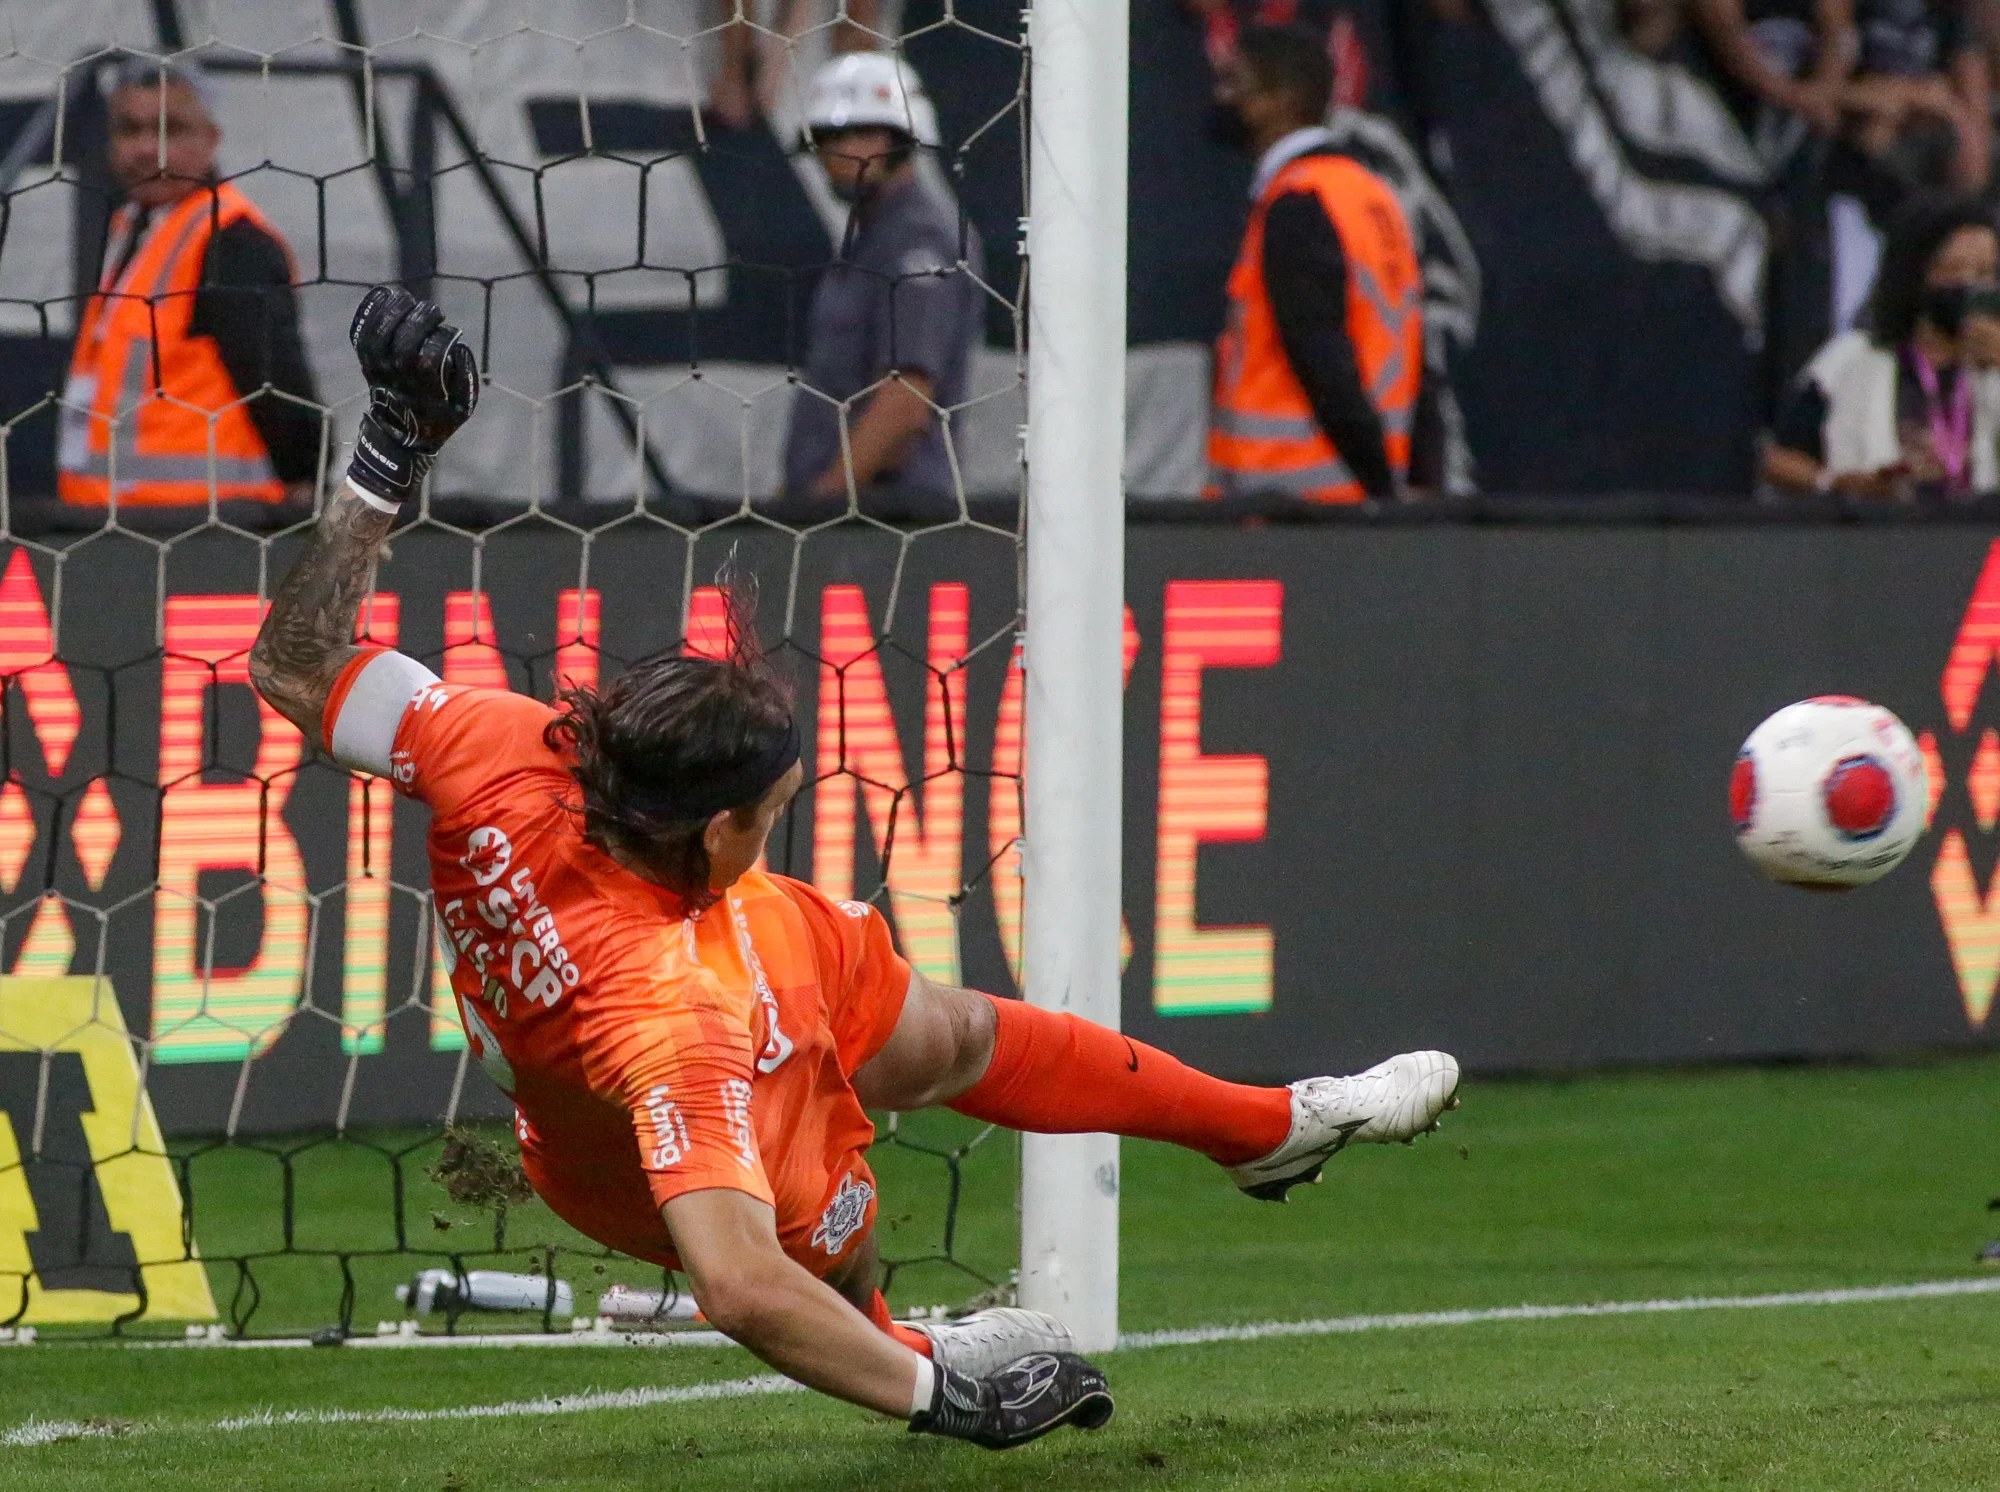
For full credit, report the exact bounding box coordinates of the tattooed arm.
[252,286,478,752]
[248,481,397,745]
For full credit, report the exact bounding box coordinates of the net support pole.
[1020,0,1127,1355]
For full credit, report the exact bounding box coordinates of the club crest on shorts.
[811,1173,874,1256]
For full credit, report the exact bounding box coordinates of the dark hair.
[1866,193,1999,347]
[112,56,217,116]
[1237,26,1334,126]
[544,592,794,906]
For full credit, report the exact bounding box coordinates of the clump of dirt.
[427,1127,533,1212]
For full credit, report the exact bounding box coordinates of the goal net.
[0,0,1042,1341]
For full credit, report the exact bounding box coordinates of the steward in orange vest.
[1207,29,1424,504]
[60,63,320,509]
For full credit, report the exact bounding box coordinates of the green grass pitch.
[4,1055,1999,1489]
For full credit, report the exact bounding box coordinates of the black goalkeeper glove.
[909,1352,1114,1451]
[345,285,479,507]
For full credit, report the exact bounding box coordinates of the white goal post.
[1020,0,1129,1354]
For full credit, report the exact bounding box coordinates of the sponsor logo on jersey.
[728,897,795,1074]
[500,859,579,1006]
[462,826,513,886]
[722,1078,756,1172]
[641,1084,691,1169]
[438,830,580,1013]
[459,998,515,1094]
[810,1172,874,1256]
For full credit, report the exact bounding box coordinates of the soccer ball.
[1730,697,1928,889]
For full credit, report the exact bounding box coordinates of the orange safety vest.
[1208,152,1422,504]
[58,183,292,507]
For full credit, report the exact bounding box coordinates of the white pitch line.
[26,1277,2000,1354]
[114,1328,738,1351]
[3,1419,132,1449]
[9,1276,1998,1448]
[2,1375,802,1447]
[1115,1276,2000,1350]
[209,1373,802,1429]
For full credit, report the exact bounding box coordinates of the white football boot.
[907,1307,1075,1378]
[1227,1050,1462,1201]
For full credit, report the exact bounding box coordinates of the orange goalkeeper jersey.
[324,658,911,1273]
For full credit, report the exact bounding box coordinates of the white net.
[0,0,1032,1339]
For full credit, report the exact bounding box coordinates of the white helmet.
[803,51,940,149]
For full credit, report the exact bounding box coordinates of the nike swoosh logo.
[1327,1117,1371,1148]
[1123,1039,1140,1073]
[1288,1118,1372,1167]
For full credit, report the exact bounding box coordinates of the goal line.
[7,1275,1995,1448]
[7,1273,1994,1359]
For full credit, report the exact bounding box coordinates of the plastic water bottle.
[596,1282,702,1324]
[395,1268,574,1317]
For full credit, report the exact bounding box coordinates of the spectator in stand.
[1841,0,1990,192]
[707,0,883,130]
[1688,0,1857,137]
[1205,25,1425,503]
[1688,0,1858,397]
[1622,0,1695,59]
[59,59,321,513]
[1977,0,2000,94]
[783,51,983,503]
[1764,194,2000,497]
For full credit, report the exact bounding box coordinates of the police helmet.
[803,51,941,149]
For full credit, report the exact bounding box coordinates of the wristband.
[908,1353,935,1420]
[907,1361,986,1440]
[343,476,402,516]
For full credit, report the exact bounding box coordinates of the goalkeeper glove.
[908,1351,1114,1450]
[345,285,479,508]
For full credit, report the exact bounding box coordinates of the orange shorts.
[520,906,909,1282]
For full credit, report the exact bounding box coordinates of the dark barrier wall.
[1122,525,2000,1075]
[2,520,1996,1134]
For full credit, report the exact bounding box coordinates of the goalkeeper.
[252,289,1460,1448]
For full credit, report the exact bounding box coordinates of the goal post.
[1020,0,1129,1354]
[0,4,1127,1341]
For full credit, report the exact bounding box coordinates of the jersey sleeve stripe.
[326,648,441,776]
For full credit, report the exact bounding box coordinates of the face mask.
[1204,101,1253,152]
[1924,284,1975,336]
[821,141,913,204]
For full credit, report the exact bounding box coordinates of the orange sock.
[948,995,1292,1166]
[864,1288,933,1356]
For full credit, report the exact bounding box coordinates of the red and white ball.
[1731,697,1928,889]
